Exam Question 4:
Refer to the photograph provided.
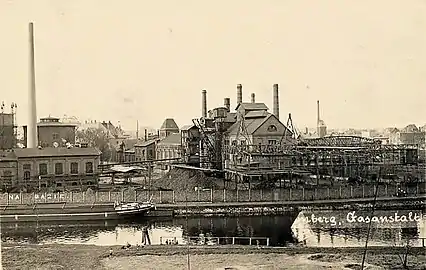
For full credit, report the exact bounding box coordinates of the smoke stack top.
[28,22,38,148]
[251,93,255,103]
[224,98,230,111]
[201,89,207,118]
[273,84,279,120]
[237,84,242,105]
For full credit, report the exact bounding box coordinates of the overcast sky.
[1,0,426,131]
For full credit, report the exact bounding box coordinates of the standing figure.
[141,226,151,245]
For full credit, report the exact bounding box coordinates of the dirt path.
[1,244,425,270]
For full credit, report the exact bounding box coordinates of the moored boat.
[0,201,155,222]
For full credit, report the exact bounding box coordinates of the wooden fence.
[0,183,424,205]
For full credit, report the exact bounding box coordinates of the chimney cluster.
[224,98,230,111]
[236,84,243,105]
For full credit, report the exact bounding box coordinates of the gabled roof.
[160,118,179,130]
[157,133,182,145]
[134,139,156,147]
[11,147,101,158]
[235,102,269,111]
[223,112,237,123]
[181,124,196,131]
[401,124,419,133]
[245,111,269,119]
[226,113,293,136]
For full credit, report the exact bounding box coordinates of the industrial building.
[0,147,101,192]
[0,102,17,150]
[23,116,77,148]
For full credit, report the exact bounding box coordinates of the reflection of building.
[0,147,101,192]
[23,116,77,148]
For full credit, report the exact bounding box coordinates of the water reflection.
[0,214,424,247]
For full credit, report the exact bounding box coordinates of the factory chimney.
[224,98,230,112]
[251,93,255,103]
[317,100,320,125]
[28,22,38,148]
[236,84,242,105]
[144,129,148,141]
[201,89,207,118]
[273,84,279,120]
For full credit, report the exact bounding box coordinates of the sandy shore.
[2,244,425,270]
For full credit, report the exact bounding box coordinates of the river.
[1,213,425,248]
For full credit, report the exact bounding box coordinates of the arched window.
[267,125,277,132]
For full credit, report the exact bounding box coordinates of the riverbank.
[150,195,426,217]
[2,243,425,269]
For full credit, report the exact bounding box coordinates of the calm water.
[1,214,425,248]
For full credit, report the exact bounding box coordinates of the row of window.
[22,162,94,177]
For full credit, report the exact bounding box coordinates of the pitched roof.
[226,113,293,136]
[157,133,181,145]
[11,147,101,158]
[134,139,156,147]
[245,111,269,119]
[235,102,269,111]
[181,124,196,131]
[160,118,179,130]
[401,124,419,133]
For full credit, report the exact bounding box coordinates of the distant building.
[0,113,16,150]
[400,124,425,145]
[0,147,101,191]
[134,139,157,161]
[156,133,182,160]
[23,116,77,148]
[159,118,179,139]
[180,124,200,165]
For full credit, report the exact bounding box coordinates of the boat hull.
[0,202,154,222]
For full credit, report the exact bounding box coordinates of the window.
[268,140,277,145]
[52,133,59,140]
[55,163,64,175]
[39,163,48,175]
[70,162,79,175]
[3,170,12,181]
[24,171,31,180]
[23,164,31,171]
[85,162,93,174]
[267,125,277,132]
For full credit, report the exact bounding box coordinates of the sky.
[1,0,426,132]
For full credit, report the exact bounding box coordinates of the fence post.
[71,191,74,203]
[314,189,317,200]
[95,191,98,202]
[339,186,342,198]
[172,190,175,203]
[108,191,111,202]
[159,190,162,203]
[83,191,85,202]
[289,189,292,201]
[6,193,9,205]
[385,185,388,196]
[197,189,200,202]
[327,188,330,199]
[416,184,419,194]
[121,190,124,202]
[350,186,353,198]
[223,189,226,202]
[248,189,251,202]
[260,189,263,201]
[302,187,305,200]
[362,185,365,198]
[134,190,137,202]
[236,189,239,202]
[20,192,23,204]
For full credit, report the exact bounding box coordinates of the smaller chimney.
[251,93,255,103]
[224,98,230,111]
[317,100,320,125]
[237,84,243,105]
[144,129,147,141]
[201,89,207,118]
[273,84,279,120]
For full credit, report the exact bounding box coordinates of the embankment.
[151,195,426,217]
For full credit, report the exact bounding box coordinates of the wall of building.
[16,155,100,181]
[23,126,76,147]
[135,144,156,161]
[156,144,181,159]
[0,113,15,149]
[400,132,426,145]
[0,160,18,187]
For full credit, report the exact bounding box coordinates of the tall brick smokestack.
[317,100,320,125]
[224,98,230,111]
[237,84,242,105]
[201,89,207,118]
[28,22,38,148]
[251,93,255,103]
[273,84,279,120]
